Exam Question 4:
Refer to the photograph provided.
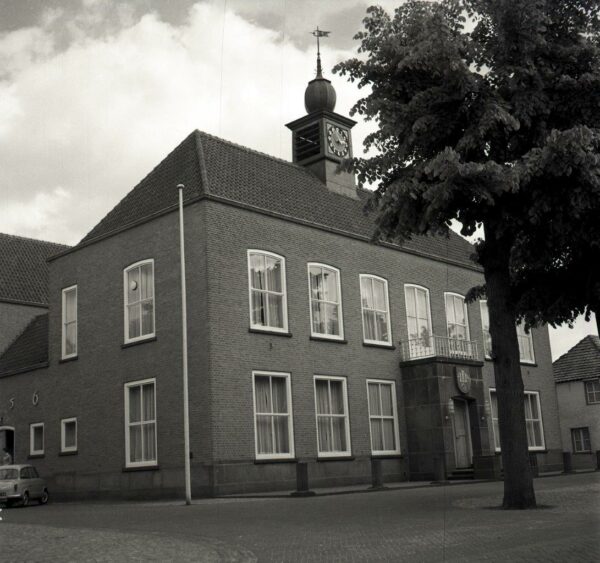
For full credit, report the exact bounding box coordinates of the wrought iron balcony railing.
[400,335,480,362]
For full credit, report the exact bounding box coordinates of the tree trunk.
[483,229,537,509]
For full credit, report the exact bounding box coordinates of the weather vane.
[311,26,331,77]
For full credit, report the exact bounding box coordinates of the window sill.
[371,454,403,460]
[310,336,348,344]
[520,361,537,367]
[59,355,78,364]
[28,453,44,459]
[122,464,159,472]
[362,342,396,350]
[59,450,78,456]
[254,457,297,464]
[317,455,354,462]
[248,328,292,337]
[122,336,157,349]
[573,451,593,455]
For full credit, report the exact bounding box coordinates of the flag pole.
[177,183,192,505]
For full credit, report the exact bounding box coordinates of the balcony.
[400,335,480,362]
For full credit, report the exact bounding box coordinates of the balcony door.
[452,399,473,468]
[404,285,433,358]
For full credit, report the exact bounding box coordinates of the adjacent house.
[553,334,600,469]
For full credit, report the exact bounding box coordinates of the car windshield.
[0,468,18,480]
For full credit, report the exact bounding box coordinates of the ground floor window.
[252,371,294,459]
[571,427,591,453]
[29,423,44,456]
[367,379,401,455]
[61,418,78,453]
[124,378,157,467]
[489,389,545,451]
[314,376,351,456]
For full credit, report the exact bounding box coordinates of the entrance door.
[452,399,472,468]
[0,427,15,464]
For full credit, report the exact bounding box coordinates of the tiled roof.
[79,130,476,268]
[553,335,600,383]
[0,233,70,305]
[0,314,48,377]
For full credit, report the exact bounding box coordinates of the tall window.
[30,423,44,456]
[360,275,392,345]
[585,379,600,404]
[314,376,351,456]
[517,323,535,364]
[247,250,288,332]
[489,389,545,451]
[445,293,470,340]
[61,285,77,359]
[404,285,433,356]
[252,371,294,459]
[124,379,157,467]
[479,300,492,359]
[571,427,591,453]
[61,418,78,453]
[308,264,344,339]
[367,380,400,455]
[124,260,155,343]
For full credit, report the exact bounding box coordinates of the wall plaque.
[455,367,471,394]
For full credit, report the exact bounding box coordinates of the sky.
[0,0,596,359]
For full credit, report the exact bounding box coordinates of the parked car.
[0,465,49,507]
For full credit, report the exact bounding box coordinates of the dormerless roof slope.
[0,313,48,377]
[78,130,477,269]
[553,334,600,383]
[0,233,70,306]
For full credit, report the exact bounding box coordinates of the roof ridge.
[0,232,70,248]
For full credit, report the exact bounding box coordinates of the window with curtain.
[125,379,157,467]
[314,376,350,456]
[308,264,343,339]
[571,427,591,453]
[253,372,294,459]
[479,300,493,359]
[404,285,433,356]
[445,293,470,340]
[62,285,78,359]
[489,389,545,451]
[367,380,400,455]
[360,275,392,344]
[516,323,535,364]
[124,260,155,343]
[248,251,288,332]
[29,423,44,455]
[61,418,77,453]
[584,379,600,404]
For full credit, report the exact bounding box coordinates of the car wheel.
[39,489,49,505]
[21,492,29,507]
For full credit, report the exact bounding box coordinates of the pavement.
[1,472,598,562]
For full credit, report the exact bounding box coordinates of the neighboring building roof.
[0,233,70,306]
[77,130,477,269]
[553,334,600,383]
[0,314,48,377]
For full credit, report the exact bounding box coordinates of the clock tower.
[285,45,357,199]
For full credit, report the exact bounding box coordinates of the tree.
[334,0,600,508]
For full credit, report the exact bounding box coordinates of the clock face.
[326,125,349,157]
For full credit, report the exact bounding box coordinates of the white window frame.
[313,375,351,457]
[584,379,600,404]
[571,427,591,453]
[124,378,158,468]
[60,417,78,453]
[123,259,156,344]
[516,322,536,364]
[29,423,44,456]
[359,274,392,345]
[404,284,433,357]
[366,379,401,455]
[251,371,295,460]
[489,389,546,451]
[247,250,289,333]
[61,284,78,359]
[307,263,344,340]
[479,300,492,359]
[444,292,470,340]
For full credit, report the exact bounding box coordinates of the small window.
[571,427,591,453]
[61,417,78,453]
[404,285,433,357]
[479,300,492,359]
[585,379,600,404]
[124,379,157,467]
[517,323,535,364]
[247,251,288,332]
[314,376,351,456]
[445,293,470,341]
[252,371,294,460]
[308,264,344,340]
[360,275,392,345]
[124,260,155,343]
[367,379,401,455]
[61,285,78,359]
[29,423,44,456]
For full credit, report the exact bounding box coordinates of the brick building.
[553,335,600,470]
[0,65,563,499]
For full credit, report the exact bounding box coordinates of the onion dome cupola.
[285,28,357,199]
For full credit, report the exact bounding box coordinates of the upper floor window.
[124,260,155,343]
[61,285,78,359]
[404,285,433,357]
[445,293,470,341]
[308,264,343,340]
[517,323,535,364]
[247,250,288,332]
[314,376,351,456]
[124,378,157,467]
[360,275,392,345]
[479,300,492,359]
[585,379,600,404]
[367,379,401,455]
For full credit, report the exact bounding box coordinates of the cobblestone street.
[1,472,598,562]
